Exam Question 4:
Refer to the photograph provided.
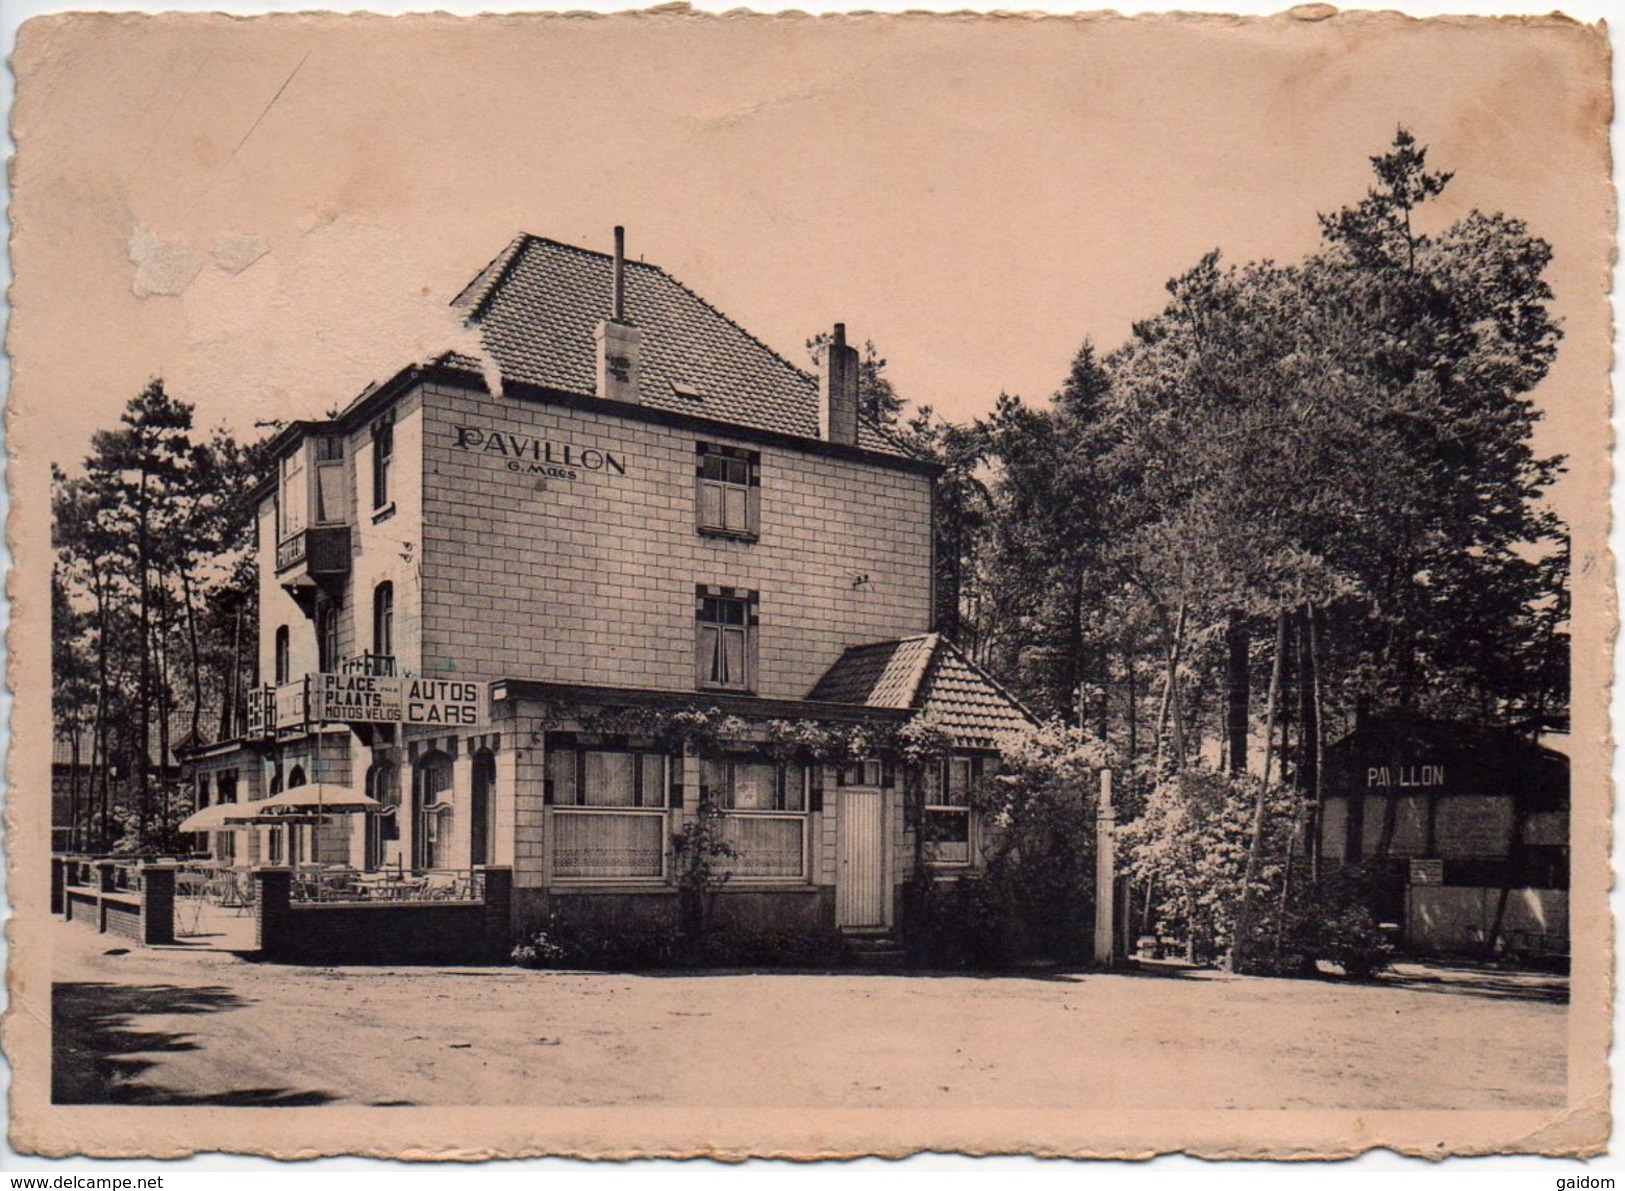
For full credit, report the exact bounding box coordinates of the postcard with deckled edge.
[4,6,1613,1160]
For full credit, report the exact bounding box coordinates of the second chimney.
[594,226,643,404]
[819,322,860,446]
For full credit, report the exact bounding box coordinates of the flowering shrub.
[1291,867,1395,979]
[1119,767,1299,965]
[510,931,569,969]
[898,721,1111,966]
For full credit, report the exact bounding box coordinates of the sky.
[10,7,1611,532]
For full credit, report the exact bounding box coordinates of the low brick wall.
[54,858,174,946]
[104,899,143,940]
[513,885,833,940]
[254,867,513,965]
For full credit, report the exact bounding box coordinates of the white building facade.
[203,231,1034,938]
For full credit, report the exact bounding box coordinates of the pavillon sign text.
[454,426,629,482]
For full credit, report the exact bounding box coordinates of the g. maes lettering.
[454,426,627,477]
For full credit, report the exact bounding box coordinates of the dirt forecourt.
[50,923,1567,1111]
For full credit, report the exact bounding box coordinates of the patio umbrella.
[253,784,383,815]
[177,802,261,832]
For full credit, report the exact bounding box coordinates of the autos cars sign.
[312,673,483,726]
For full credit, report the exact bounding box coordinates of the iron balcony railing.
[274,525,352,578]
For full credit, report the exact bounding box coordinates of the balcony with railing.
[275,524,351,582]
[340,652,397,677]
[273,433,351,591]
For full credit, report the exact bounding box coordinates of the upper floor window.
[316,597,341,673]
[372,412,395,511]
[277,450,306,539]
[695,589,756,692]
[313,436,345,524]
[695,443,759,539]
[273,626,291,686]
[372,582,394,659]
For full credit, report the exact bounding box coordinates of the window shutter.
[670,759,685,809]
[808,766,824,814]
[882,759,896,788]
[747,477,761,537]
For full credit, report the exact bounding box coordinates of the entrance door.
[837,787,887,928]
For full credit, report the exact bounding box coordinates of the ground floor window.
[703,757,809,880]
[924,757,977,865]
[548,746,671,881]
[365,760,400,871]
[415,752,453,870]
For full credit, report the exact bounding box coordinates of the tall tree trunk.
[180,564,204,747]
[1229,607,1289,973]
[1226,609,1249,775]
[1096,643,1110,741]
[90,566,111,851]
[155,605,175,841]
[66,725,81,852]
[136,462,152,844]
[221,606,243,740]
[1126,640,1139,768]
[1154,602,1187,770]
[1304,603,1325,881]
[1067,563,1086,728]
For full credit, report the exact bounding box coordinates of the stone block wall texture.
[417,381,933,700]
[103,900,142,941]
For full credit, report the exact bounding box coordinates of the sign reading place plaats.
[314,672,484,726]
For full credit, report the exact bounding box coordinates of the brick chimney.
[594,226,643,403]
[819,322,859,446]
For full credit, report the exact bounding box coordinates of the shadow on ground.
[1381,964,1570,1005]
[52,981,338,1106]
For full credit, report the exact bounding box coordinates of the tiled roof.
[449,235,910,457]
[806,635,937,708]
[808,633,1037,750]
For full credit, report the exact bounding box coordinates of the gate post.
[142,865,176,945]
[1094,768,1117,967]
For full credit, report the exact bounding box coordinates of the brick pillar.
[255,867,293,957]
[141,865,176,945]
[96,861,117,934]
[478,866,513,961]
[51,856,65,915]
